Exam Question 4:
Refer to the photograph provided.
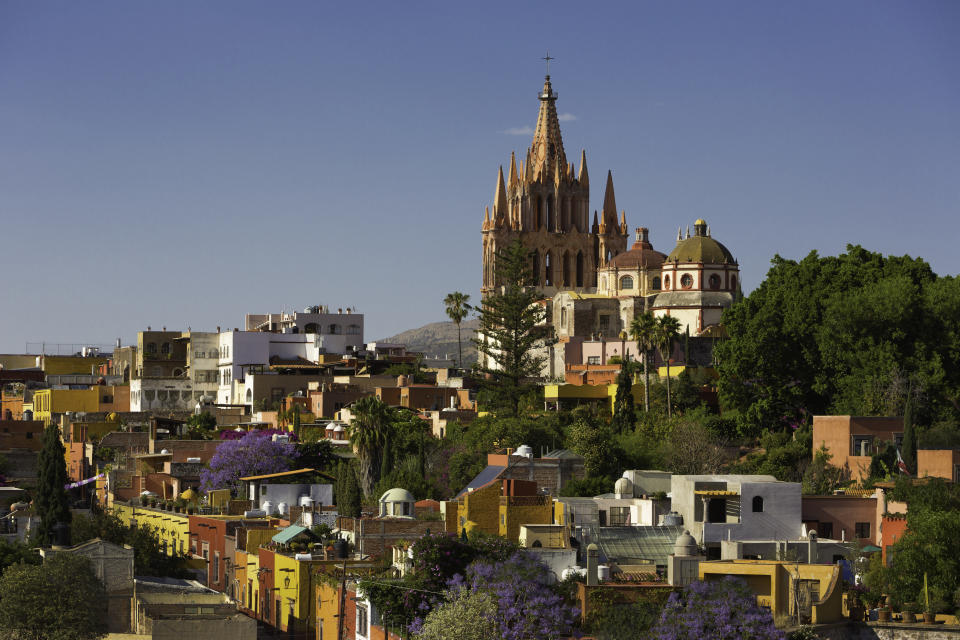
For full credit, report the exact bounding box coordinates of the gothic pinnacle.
[578,150,589,187]
[508,152,518,190]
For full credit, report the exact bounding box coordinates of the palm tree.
[346,396,395,496]
[444,292,472,369]
[629,312,658,412]
[655,315,682,417]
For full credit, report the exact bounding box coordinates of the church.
[480,74,740,378]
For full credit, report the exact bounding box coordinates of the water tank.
[598,565,611,581]
[561,566,586,581]
[663,511,684,527]
[186,457,201,463]
[262,501,274,515]
[334,539,349,559]
[160,449,170,455]
[277,502,288,516]
[299,496,314,508]
[244,509,266,518]
[295,553,312,561]
[515,444,534,459]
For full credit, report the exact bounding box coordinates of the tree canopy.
[0,552,108,640]
[715,246,960,435]
[36,424,71,546]
[199,430,297,495]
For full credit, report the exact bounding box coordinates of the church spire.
[529,75,567,182]
[508,151,518,190]
[493,166,508,223]
[578,149,589,187]
[601,170,618,230]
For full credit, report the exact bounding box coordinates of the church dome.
[608,227,666,269]
[667,220,735,265]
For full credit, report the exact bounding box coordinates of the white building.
[216,331,323,405]
[245,306,364,356]
[669,474,802,558]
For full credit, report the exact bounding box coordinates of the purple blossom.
[199,430,298,494]
[652,577,784,640]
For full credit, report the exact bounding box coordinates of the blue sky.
[1,1,957,353]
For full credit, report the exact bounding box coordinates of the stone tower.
[481,75,628,296]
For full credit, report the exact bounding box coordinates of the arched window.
[532,540,542,548]
[531,252,540,285]
[709,274,721,290]
[562,252,571,286]
[752,496,764,513]
[663,275,670,289]
[731,275,738,289]
[600,276,607,291]
[161,342,170,355]
[576,252,584,288]
[605,249,612,263]
[652,276,661,290]
[146,342,157,355]
[560,306,567,327]
[547,196,555,231]
[619,276,634,290]
[680,274,693,289]
[544,252,553,286]
[246,389,253,403]
[172,368,183,377]
[536,196,543,229]
[304,323,319,334]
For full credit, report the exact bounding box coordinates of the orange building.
[916,449,960,482]
[811,416,903,480]
[801,492,882,545]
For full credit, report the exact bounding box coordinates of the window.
[598,315,611,334]
[619,276,634,290]
[609,506,630,526]
[146,342,157,355]
[161,342,170,355]
[855,522,870,539]
[587,356,600,365]
[576,252,584,287]
[731,275,738,289]
[680,274,693,289]
[709,274,721,289]
[851,435,874,457]
[202,542,209,560]
[545,252,553,287]
[598,510,607,526]
[357,604,369,637]
[652,276,661,290]
[213,552,220,581]
[752,496,764,512]
[560,307,567,326]
[26,432,32,439]
[663,275,670,289]
[819,522,833,538]
[532,540,542,548]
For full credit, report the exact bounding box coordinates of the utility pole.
[336,558,347,640]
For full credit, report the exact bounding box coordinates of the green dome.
[667,235,735,265]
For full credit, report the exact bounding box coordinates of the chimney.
[586,543,599,586]
[808,530,818,563]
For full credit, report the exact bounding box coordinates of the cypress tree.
[36,424,71,545]
[611,358,635,434]
[380,436,392,486]
[292,405,301,440]
[902,383,916,474]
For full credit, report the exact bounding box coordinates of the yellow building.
[39,355,110,375]
[698,559,843,625]
[112,504,192,558]
[33,388,100,425]
[449,480,555,543]
[543,382,645,413]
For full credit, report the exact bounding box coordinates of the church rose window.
[681,274,693,289]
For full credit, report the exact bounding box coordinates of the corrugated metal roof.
[272,525,310,545]
[591,525,684,567]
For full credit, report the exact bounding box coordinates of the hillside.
[378,318,479,365]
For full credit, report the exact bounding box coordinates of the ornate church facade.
[481,75,741,377]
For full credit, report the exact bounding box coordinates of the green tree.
[36,424,71,546]
[0,552,108,640]
[291,404,302,440]
[655,315,681,418]
[611,358,635,434]
[415,589,499,640]
[71,510,189,578]
[629,312,658,413]
[0,539,40,574]
[802,446,850,495]
[347,396,395,496]
[567,410,621,479]
[334,461,362,518]
[474,239,548,416]
[444,291,472,369]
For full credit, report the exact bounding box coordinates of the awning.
[861,545,881,553]
[272,525,310,545]
[694,490,739,497]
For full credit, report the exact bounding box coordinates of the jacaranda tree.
[199,430,297,495]
[653,577,784,640]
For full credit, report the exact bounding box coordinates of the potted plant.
[902,602,919,623]
[877,604,892,622]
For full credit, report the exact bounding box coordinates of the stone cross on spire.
[542,51,554,76]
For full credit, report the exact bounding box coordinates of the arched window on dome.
[576,252,584,288]
[652,276,661,291]
[663,275,670,290]
[709,274,721,290]
[730,274,738,290]
[619,276,634,290]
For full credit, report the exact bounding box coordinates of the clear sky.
[1,1,957,353]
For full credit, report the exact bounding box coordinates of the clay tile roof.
[608,241,667,269]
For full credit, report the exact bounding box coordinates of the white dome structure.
[614,477,633,499]
[378,487,416,519]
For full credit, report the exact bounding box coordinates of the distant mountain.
[378,318,479,365]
